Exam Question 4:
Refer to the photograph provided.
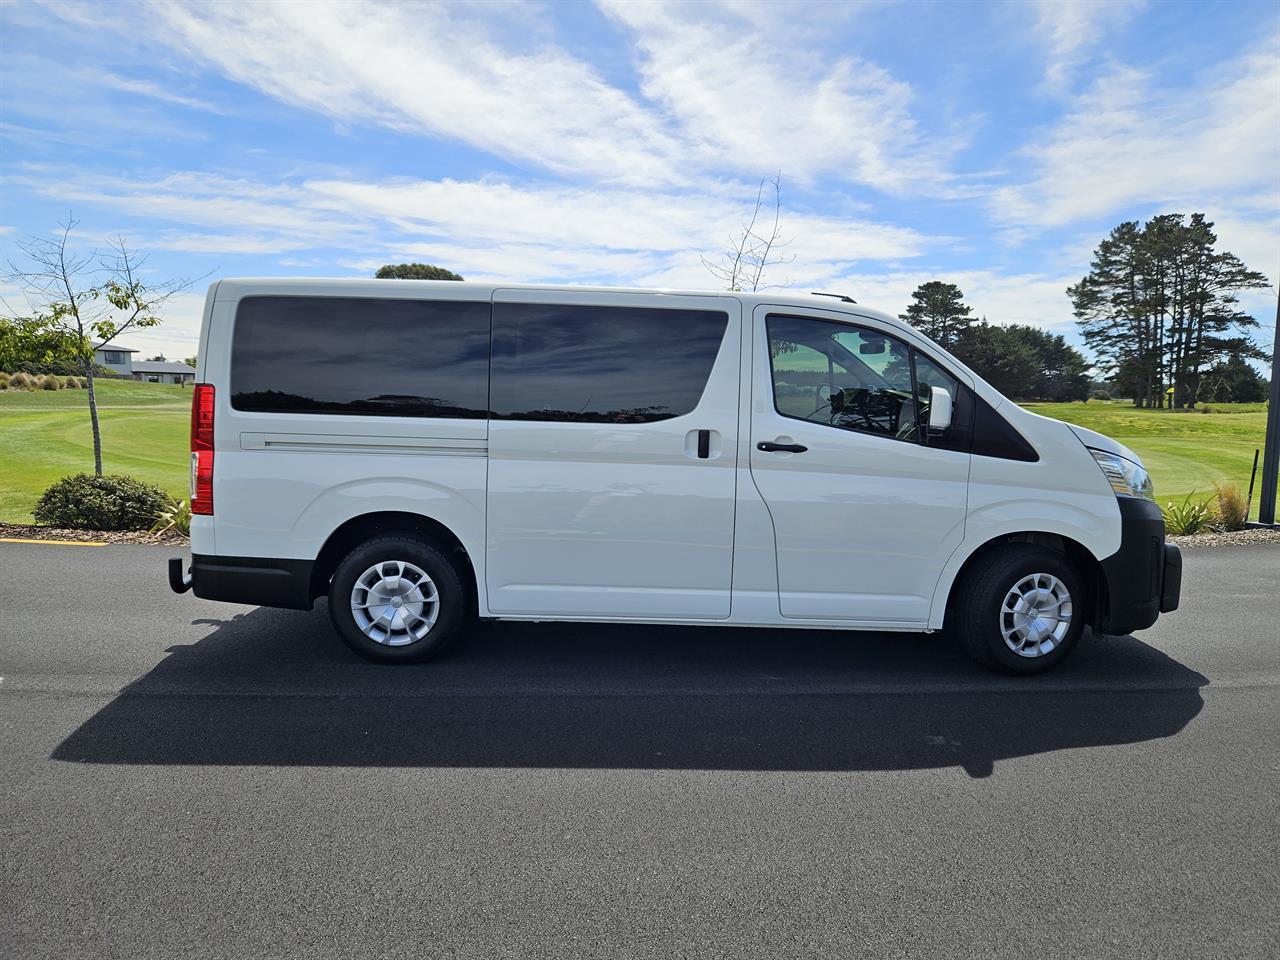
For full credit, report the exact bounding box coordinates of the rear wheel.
[954,544,1086,674]
[327,536,466,663]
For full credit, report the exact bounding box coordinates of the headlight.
[1089,448,1154,501]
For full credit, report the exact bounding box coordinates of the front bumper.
[1097,498,1181,634]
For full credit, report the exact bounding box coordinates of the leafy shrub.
[1212,481,1248,531]
[40,374,62,390]
[1163,494,1214,536]
[150,498,192,536]
[8,372,34,390]
[34,474,173,531]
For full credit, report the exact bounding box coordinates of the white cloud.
[1029,0,1145,94]
[991,30,1280,228]
[96,72,227,114]
[29,0,957,195]
[10,167,935,284]
[139,0,687,186]
[107,291,208,359]
[596,0,964,194]
[809,269,1080,333]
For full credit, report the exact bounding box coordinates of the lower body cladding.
[171,506,1182,639]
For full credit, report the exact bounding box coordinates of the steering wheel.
[807,383,834,421]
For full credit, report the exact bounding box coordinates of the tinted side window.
[231,296,490,418]
[768,314,917,441]
[490,303,728,423]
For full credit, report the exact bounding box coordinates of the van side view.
[168,280,1181,674]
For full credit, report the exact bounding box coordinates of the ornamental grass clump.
[1212,481,1248,531]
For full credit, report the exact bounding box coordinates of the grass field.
[0,381,1275,522]
[0,379,191,522]
[1024,401,1276,518]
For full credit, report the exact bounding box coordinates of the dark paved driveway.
[2,542,1277,959]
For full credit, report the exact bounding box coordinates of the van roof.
[212,278,907,332]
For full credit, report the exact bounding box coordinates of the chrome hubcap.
[1000,572,1072,658]
[350,560,439,646]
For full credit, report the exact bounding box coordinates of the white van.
[169,280,1180,674]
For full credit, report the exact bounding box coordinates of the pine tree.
[1068,215,1267,408]
[899,282,973,349]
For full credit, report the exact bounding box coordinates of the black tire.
[954,544,1086,675]
[327,535,466,664]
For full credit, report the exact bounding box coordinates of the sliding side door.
[485,290,741,619]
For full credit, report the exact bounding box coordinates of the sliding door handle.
[757,441,808,453]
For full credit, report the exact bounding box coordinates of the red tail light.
[190,383,215,515]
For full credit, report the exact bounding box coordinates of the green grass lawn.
[1,381,1275,523]
[0,379,191,522]
[1023,401,1277,519]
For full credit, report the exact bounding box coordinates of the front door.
[485,290,741,619]
[748,307,970,623]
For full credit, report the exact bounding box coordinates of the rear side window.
[490,303,729,422]
[231,296,490,418]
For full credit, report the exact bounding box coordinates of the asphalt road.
[2,541,1278,960]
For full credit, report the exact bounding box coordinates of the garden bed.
[1166,527,1280,548]
[0,521,188,545]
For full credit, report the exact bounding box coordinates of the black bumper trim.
[1097,498,1180,634]
[189,554,314,610]
[168,557,192,594]
[1161,543,1182,613]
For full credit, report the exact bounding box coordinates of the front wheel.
[954,545,1086,674]
[327,536,466,663]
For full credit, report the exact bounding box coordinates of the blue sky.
[1,0,1277,361]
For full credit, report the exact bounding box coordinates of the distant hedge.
[375,263,464,281]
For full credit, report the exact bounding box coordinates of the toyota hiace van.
[169,280,1181,674]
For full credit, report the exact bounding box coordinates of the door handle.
[757,441,808,453]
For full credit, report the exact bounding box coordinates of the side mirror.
[927,385,953,433]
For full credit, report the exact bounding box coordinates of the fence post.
[1254,289,1279,527]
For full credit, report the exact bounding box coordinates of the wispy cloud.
[141,0,687,186]
[597,0,965,194]
[991,29,1280,230]
[1028,0,1145,94]
[6,166,937,286]
[96,73,228,114]
[33,0,959,195]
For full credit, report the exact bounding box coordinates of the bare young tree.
[702,174,795,292]
[5,217,193,475]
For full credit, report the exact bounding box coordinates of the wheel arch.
[310,511,479,609]
[933,531,1104,631]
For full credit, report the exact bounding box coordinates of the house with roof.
[93,343,138,377]
[91,344,195,384]
[131,359,196,385]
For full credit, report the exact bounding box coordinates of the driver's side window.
[767,314,917,441]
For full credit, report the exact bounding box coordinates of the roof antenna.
[811,291,857,304]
